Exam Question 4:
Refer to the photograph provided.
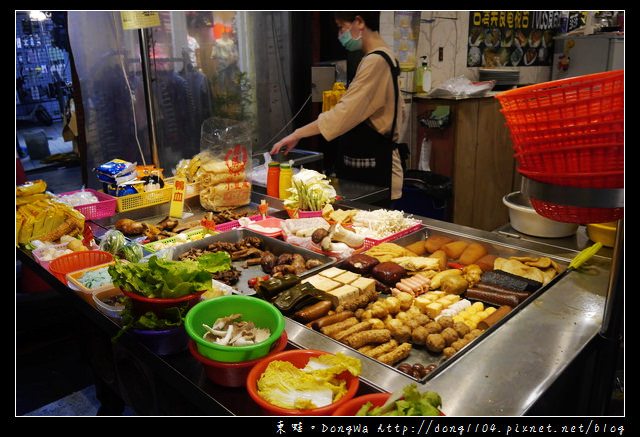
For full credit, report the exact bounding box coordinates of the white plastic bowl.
[503,192,578,238]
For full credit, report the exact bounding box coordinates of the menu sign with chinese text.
[467,11,561,67]
[169,177,187,218]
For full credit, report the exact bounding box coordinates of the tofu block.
[333,271,360,285]
[302,275,340,292]
[413,295,433,313]
[328,284,360,305]
[319,267,346,279]
[350,276,376,294]
[425,302,443,319]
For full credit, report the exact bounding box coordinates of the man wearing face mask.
[271,11,405,205]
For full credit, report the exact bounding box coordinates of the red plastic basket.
[58,189,117,220]
[496,70,624,117]
[529,198,623,224]
[515,143,624,177]
[496,71,625,223]
[49,250,114,284]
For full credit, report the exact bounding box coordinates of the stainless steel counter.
[21,192,619,416]
[281,214,615,415]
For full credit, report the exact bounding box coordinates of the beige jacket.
[317,46,404,200]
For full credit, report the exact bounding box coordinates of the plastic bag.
[197,117,253,210]
[428,76,495,98]
[115,240,144,262]
[98,229,127,254]
[249,152,272,186]
[57,188,99,206]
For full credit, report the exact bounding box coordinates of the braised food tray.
[168,229,337,296]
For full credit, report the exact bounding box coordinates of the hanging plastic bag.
[418,138,432,172]
[196,117,253,210]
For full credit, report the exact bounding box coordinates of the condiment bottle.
[266,161,280,197]
[279,162,293,199]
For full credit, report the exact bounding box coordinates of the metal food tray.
[167,228,337,296]
[322,226,570,383]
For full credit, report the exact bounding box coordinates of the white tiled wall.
[381,11,553,88]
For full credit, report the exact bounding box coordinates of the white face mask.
[338,25,362,51]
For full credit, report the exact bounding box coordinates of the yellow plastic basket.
[164,177,201,199]
[115,186,173,212]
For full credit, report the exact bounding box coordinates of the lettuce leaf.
[357,384,442,416]
[108,255,223,298]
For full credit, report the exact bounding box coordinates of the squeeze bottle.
[266,161,280,197]
[279,163,293,199]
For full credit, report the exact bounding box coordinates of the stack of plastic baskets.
[495,70,624,223]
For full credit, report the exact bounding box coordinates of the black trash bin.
[393,170,452,221]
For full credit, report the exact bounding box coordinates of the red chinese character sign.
[224,144,248,175]
[467,11,562,68]
[170,177,187,218]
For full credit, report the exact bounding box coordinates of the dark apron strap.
[334,50,401,189]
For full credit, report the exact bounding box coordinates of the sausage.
[362,339,398,358]
[477,305,513,330]
[465,288,520,307]
[292,300,333,324]
[343,329,392,349]
[473,283,531,303]
[311,310,354,330]
[335,321,375,342]
[395,281,414,295]
[376,342,413,366]
[402,277,425,294]
[320,317,359,337]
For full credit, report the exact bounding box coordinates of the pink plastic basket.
[363,222,423,250]
[201,215,272,233]
[58,189,116,220]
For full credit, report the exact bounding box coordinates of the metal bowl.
[503,191,578,238]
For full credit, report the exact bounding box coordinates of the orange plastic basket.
[49,250,114,284]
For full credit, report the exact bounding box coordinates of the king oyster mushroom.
[201,314,271,346]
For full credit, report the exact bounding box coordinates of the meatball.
[425,333,446,353]
[470,328,484,337]
[391,325,412,343]
[437,316,454,329]
[405,313,430,330]
[423,321,442,335]
[441,327,459,346]
[411,325,429,345]
[453,321,471,337]
[442,347,457,359]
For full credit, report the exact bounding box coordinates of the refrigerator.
[552,33,624,80]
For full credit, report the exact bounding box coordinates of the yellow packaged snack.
[16,180,47,197]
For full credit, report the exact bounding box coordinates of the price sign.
[169,178,187,218]
[120,11,160,30]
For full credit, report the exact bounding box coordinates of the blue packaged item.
[94,159,137,178]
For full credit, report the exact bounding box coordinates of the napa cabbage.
[257,353,361,410]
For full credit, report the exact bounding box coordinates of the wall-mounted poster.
[467,11,562,67]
